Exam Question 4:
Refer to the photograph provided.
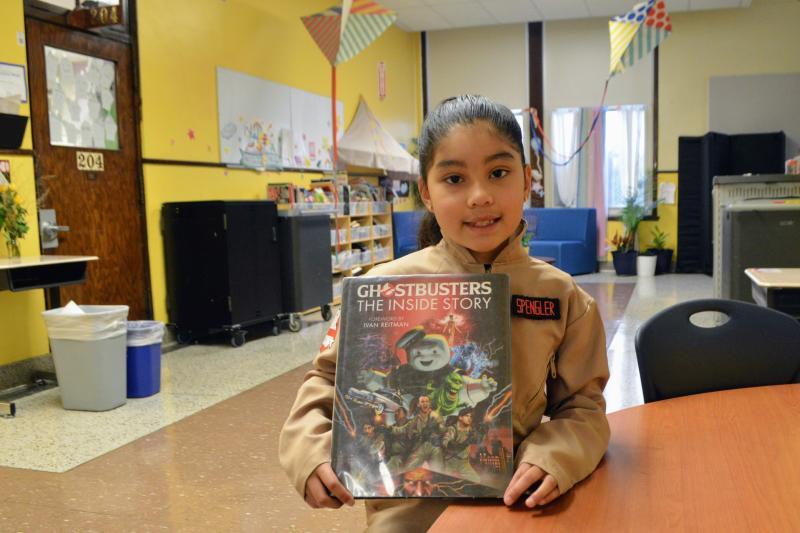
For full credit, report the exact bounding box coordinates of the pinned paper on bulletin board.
[658,181,676,204]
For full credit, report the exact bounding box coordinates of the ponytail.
[417,211,442,249]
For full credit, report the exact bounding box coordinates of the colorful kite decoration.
[609,0,672,76]
[301,0,397,167]
[529,0,673,168]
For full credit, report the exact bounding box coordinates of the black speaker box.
[278,214,333,313]
[161,201,282,337]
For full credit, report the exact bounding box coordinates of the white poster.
[216,67,291,169]
[216,66,343,171]
[289,89,343,170]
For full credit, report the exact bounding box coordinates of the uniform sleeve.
[515,286,610,495]
[278,333,340,497]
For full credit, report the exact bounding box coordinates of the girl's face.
[419,121,531,263]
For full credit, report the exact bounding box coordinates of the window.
[604,105,648,213]
[545,104,653,213]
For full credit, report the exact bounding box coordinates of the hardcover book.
[332,274,513,498]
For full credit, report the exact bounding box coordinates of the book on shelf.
[267,182,298,206]
[332,273,513,499]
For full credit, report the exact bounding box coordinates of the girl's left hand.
[503,462,560,508]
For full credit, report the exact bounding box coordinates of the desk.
[0,255,98,307]
[430,384,800,532]
[745,268,800,319]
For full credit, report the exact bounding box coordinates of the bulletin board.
[216,67,343,170]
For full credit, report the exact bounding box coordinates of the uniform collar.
[436,219,530,267]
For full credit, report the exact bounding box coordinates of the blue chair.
[392,210,425,258]
[523,208,597,275]
[635,299,800,403]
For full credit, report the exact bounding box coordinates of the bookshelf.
[267,176,394,304]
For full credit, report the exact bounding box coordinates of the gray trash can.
[42,303,129,411]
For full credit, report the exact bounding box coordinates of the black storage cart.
[162,201,283,347]
[278,213,334,332]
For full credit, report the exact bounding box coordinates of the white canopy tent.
[338,97,419,179]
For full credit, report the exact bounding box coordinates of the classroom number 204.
[76,151,105,171]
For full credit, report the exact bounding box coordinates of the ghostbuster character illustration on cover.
[392,395,446,473]
[359,325,498,417]
[348,421,387,491]
[442,407,484,482]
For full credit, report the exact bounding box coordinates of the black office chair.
[635,298,800,403]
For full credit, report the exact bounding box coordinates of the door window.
[44,46,119,150]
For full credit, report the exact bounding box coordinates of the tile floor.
[0,273,713,531]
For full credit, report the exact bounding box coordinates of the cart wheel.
[230,331,246,348]
[176,331,192,345]
[288,314,302,333]
[321,304,333,321]
[272,324,281,336]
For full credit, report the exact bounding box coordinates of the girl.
[279,95,610,532]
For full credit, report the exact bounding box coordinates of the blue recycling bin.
[126,321,164,398]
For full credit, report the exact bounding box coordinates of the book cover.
[332,274,513,499]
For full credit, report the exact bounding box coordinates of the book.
[332,273,513,498]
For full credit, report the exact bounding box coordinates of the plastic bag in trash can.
[126,321,165,347]
[42,302,129,341]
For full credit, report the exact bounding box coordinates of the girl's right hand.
[304,463,355,509]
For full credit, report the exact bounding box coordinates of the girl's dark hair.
[416,95,525,249]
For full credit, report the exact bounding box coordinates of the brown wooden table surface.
[430,384,800,532]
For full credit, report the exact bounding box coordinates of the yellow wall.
[0,1,48,366]
[659,0,800,169]
[138,0,422,322]
[138,0,420,162]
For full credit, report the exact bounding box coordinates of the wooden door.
[26,18,150,319]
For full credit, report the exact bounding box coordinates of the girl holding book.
[280,95,610,532]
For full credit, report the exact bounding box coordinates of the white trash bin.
[42,302,129,411]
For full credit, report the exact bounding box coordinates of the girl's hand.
[503,462,560,508]
[304,463,355,509]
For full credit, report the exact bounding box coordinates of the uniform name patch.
[511,295,560,320]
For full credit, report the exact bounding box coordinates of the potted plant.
[608,231,637,275]
[609,195,647,276]
[0,178,29,258]
[646,225,673,275]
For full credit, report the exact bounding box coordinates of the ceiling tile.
[379,0,428,8]
[586,0,641,18]
[394,6,453,31]
[386,0,749,31]
[431,2,499,27]
[532,0,591,20]
[689,0,742,10]
[478,0,543,23]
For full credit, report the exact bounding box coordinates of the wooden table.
[430,384,800,532]
[745,267,800,319]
